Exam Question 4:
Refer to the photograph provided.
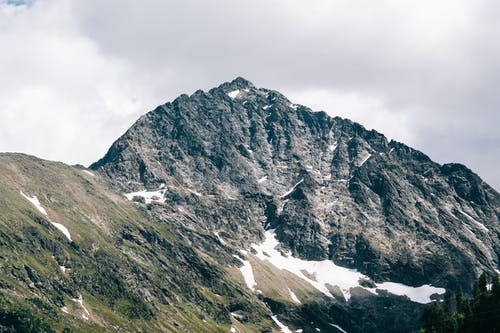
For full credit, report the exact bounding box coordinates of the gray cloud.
[1,0,499,190]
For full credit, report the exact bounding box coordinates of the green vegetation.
[0,299,55,333]
[421,272,500,333]
[0,153,273,332]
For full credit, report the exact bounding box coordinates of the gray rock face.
[92,77,500,292]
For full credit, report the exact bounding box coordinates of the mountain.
[93,77,499,288]
[1,77,499,332]
[0,153,271,332]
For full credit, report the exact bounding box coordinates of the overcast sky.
[1,0,499,190]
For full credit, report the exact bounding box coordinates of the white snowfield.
[20,191,48,215]
[280,179,304,198]
[233,255,257,291]
[271,315,293,333]
[124,188,167,204]
[51,222,72,241]
[227,90,240,99]
[358,153,372,167]
[214,231,227,245]
[82,170,95,177]
[458,209,489,232]
[230,312,244,319]
[244,230,444,304]
[72,294,90,320]
[288,288,301,304]
[329,323,348,333]
[20,191,72,241]
[187,188,203,197]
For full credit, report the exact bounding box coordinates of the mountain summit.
[93,77,499,287]
[0,78,498,332]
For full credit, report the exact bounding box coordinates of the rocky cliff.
[93,77,499,291]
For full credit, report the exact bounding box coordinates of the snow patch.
[230,326,237,333]
[252,230,353,299]
[61,306,69,314]
[230,312,244,319]
[20,191,72,241]
[358,153,372,167]
[280,179,304,198]
[187,189,203,197]
[52,222,72,241]
[258,176,268,183]
[124,188,167,204]
[214,231,226,245]
[328,143,338,152]
[72,294,90,320]
[271,315,293,333]
[82,170,95,177]
[329,323,348,333]
[227,90,240,99]
[250,230,444,303]
[20,191,47,215]
[458,209,489,232]
[234,255,257,291]
[370,282,445,303]
[289,103,298,110]
[288,288,301,304]
[263,104,273,110]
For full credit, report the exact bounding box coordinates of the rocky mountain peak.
[91,79,499,294]
[219,76,255,90]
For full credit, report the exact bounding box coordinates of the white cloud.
[0,0,158,165]
[0,0,498,190]
[286,89,416,144]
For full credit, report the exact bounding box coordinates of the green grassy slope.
[0,153,273,332]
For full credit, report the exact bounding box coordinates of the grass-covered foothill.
[0,154,274,332]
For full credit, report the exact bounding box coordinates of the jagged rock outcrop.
[92,77,500,291]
